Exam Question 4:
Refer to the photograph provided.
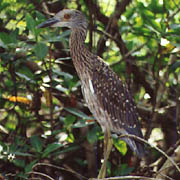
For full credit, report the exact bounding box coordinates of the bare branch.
[90,175,163,180]
[119,134,180,174]
[32,163,88,180]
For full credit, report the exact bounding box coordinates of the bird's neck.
[70,27,87,58]
[70,27,87,45]
[70,28,95,77]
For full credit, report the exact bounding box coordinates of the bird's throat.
[70,28,87,55]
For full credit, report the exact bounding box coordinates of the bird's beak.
[37,17,59,28]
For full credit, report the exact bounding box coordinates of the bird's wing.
[91,57,143,138]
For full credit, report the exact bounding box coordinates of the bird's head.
[37,9,88,29]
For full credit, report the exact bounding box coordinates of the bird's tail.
[122,137,146,158]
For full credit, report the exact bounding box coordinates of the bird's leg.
[97,129,113,179]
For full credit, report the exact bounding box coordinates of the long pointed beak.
[37,17,59,28]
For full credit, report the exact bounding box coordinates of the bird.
[38,9,145,178]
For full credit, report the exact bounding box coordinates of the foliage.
[0,0,180,179]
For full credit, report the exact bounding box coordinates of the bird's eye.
[64,14,71,20]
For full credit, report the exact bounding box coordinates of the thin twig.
[154,139,180,171]
[90,175,163,180]
[95,28,146,67]
[110,43,146,67]
[119,134,180,173]
[157,162,180,175]
[28,171,54,180]
[168,7,180,21]
[156,172,175,180]
[32,162,88,180]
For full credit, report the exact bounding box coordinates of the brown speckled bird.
[38,9,145,178]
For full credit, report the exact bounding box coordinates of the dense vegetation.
[0,0,180,179]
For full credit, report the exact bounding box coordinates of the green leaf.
[113,138,127,156]
[26,13,36,34]
[55,57,71,61]
[53,69,73,79]
[64,107,94,120]
[142,9,154,19]
[25,160,37,173]
[164,0,176,9]
[0,39,7,48]
[149,19,162,32]
[66,132,75,143]
[13,159,25,168]
[64,115,76,126]
[139,7,162,33]
[34,42,48,59]
[149,0,164,13]
[42,143,63,158]
[30,136,43,153]
[170,24,180,30]
[0,32,12,44]
[55,84,69,93]
[5,114,18,130]
[0,2,9,11]
[53,145,80,156]
[18,66,35,81]
[36,11,45,20]
[16,72,35,83]
[72,120,91,128]
[4,79,14,88]
[124,8,134,19]
[14,152,33,157]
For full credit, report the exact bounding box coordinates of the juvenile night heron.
[38,9,145,178]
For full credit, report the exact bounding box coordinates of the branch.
[119,134,180,174]
[28,171,54,180]
[32,163,87,180]
[84,0,109,25]
[90,176,162,180]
